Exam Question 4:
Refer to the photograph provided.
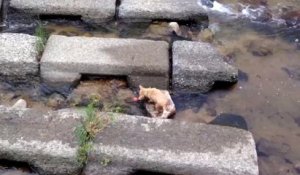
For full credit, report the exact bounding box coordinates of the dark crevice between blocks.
[0,159,38,174]
[0,0,9,31]
[115,0,121,21]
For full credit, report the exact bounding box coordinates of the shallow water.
[174,28,300,174]
[1,0,300,174]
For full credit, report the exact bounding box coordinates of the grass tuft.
[34,21,48,54]
[75,102,114,165]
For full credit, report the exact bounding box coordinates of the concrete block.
[0,106,83,175]
[119,0,207,22]
[41,35,169,89]
[85,114,259,175]
[172,41,238,93]
[0,33,39,81]
[10,0,116,23]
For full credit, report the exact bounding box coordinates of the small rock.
[11,99,27,109]
[282,66,300,81]
[256,138,291,157]
[294,117,300,127]
[47,93,65,108]
[251,47,273,57]
[238,70,249,82]
[295,162,300,173]
[198,28,214,42]
[245,40,273,57]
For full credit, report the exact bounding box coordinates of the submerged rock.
[210,113,248,130]
[47,93,65,109]
[242,37,273,57]
[295,162,300,173]
[238,70,249,82]
[198,28,214,42]
[256,138,290,158]
[282,66,300,81]
[248,45,273,57]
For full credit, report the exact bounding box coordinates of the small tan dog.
[138,85,176,119]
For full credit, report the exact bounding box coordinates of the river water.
[1,0,300,174]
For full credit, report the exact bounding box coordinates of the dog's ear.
[139,85,144,89]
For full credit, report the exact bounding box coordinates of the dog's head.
[138,85,146,100]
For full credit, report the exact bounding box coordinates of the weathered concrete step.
[0,33,39,82]
[0,106,83,175]
[173,41,238,93]
[119,0,207,22]
[0,106,258,175]
[85,115,259,175]
[41,35,169,89]
[10,0,116,23]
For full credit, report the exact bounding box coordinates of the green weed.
[75,102,114,165]
[34,22,48,54]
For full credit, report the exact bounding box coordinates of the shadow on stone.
[40,83,74,98]
[0,159,36,174]
[209,81,236,93]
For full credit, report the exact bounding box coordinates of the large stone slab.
[41,35,169,89]
[0,106,83,175]
[173,41,238,93]
[118,0,207,22]
[0,33,39,82]
[85,115,259,175]
[10,0,116,23]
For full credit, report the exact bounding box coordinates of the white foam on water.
[211,1,235,15]
[198,0,236,15]
[197,0,290,26]
[240,5,266,20]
